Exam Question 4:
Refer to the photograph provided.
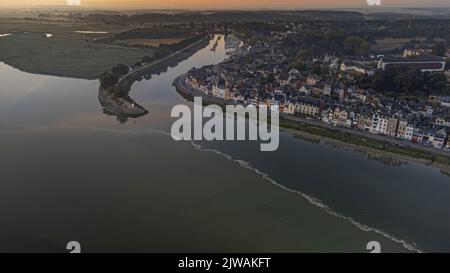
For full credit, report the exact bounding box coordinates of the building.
[338,109,350,127]
[435,116,450,128]
[224,35,241,50]
[412,128,425,144]
[403,48,429,57]
[306,76,318,86]
[386,116,400,137]
[321,109,331,123]
[323,84,332,96]
[312,86,324,96]
[329,107,351,126]
[356,114,373,131]
[212,80,230,99]
[299,85,311,95]
[336,89,347,101]
[441,97,450,108]
[371,112,389,135]
[340,61,375,76]
[423,129,448,149]
[419,106,434,118]
[396,120,414,141]
[295,97,321,117]
[283,102,296,115]
[276,73,290,86]
[445,140,450,151]
[428,95,450,107]
[354,89,367,102]
[428,95,442,104]
[378,56,446,73]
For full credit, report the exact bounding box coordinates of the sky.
[0,0,449,9]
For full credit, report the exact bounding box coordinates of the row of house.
[320,108,449,149]
[185,35,450,152]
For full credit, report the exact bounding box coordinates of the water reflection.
[1,34,450,252]
[366,152,407,167]
[321,140,408,166]
[97,36,211,123]
[117,37,210,94]
[292,132,408,167]
[98,87,149,123]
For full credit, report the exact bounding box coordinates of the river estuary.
[0,35,449,252]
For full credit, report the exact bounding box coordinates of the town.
[185,20,450,152]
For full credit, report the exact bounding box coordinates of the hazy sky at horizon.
[0,0,449,9]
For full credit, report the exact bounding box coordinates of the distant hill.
[75,10,366,24]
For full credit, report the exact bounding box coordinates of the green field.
[0,19,155,79]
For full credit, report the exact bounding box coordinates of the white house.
[323,84,332,96]
[396,120,414,141]
[378,56,446,73]
[371,112,389,135]
[212,84,230,99]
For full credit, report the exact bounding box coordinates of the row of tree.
[354,67,449,96]
[99,64,130,97]
[99,34,208,95]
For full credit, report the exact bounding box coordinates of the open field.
[114,38,182,47]
[373,38,413,52]
[0,19,155,79]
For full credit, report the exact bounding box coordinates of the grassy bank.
[0,19,155,79]
[280,118,450,166]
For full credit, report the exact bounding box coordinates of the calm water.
[0,35,449,252]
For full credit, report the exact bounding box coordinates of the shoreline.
[280,114,450,157]
[284,126,450,175]
[98,88,149,118]
[0,25,156,80]
[0,61,101,80]
[117,35,211,93]
[173,73,450,174]
[99,35,211,118]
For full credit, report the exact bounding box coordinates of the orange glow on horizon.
[0,0,449,9]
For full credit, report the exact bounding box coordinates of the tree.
[99,72,118,88]
[266,73,275,83]
[432,42,447,57]
[369,66,448,96]
[444,85,450,96]
[111,64,129,76]
[116,115,128,124]
[108,86,127,98]
[343,36,371,55]
[311,63,322,76]
[428,73,447,92]
[371,71,386,91]
[152,49,166,59]
[425,34,435,43]
[142,56,153,63]
[293,61,307,72]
